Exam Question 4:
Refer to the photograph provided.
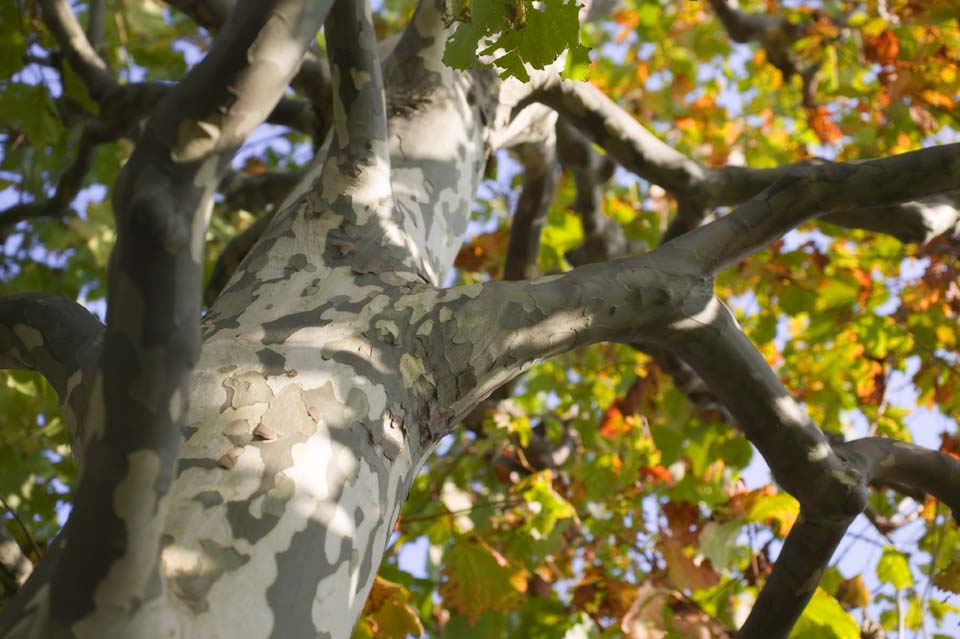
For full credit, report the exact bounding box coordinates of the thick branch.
[838,438,960,522]
[166,0,334,138]
[523,78,707,196]
[736,516,850,639]
[525,78,959,243]
[504,139,558,281]
[555,118,627,267]
[34,0,333,631]
[0,293,103,432]
[827,190,960,244]
[670,143,960,276]
[204,211,277,306]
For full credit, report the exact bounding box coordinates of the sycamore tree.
[1,0,960,637]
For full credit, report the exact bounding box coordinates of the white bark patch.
[169,388,186,424]
[12,323,43,350]
[807,442,831,463]
[772,395,809,428]
[670,295,722,331]
[191,158,218,263]
[180,433,337,639]
[80,373,106,447]
[172,118,222,163]
[350,68,372,91]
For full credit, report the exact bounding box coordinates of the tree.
[0,0,959,637]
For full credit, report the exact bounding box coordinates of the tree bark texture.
[1,0,959,638]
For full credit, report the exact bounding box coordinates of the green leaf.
[440,537,527,622]
[789,588,861,639]
[444,611,506,639]
[698,521,743,572]
[877,547,913,590]
[443,0,586,80]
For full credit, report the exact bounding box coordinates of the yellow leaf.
[361,577,425,639]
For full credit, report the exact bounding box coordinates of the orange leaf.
[639,465,674,487]
[808,106,843,144]
[599,406,629,437]
[865,30,900,66]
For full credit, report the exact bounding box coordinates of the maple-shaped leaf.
[440,536,528,623]
[443,0,587,81]
[360,576,425,639]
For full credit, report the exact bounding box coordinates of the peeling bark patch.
[12,323,44,350]
[261,385,316,437]
[223,371,275,409]
[375,409,405,461]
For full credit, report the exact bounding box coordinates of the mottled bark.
[3,2,960,639]
[1,0,331,635]
[0,293,103,457]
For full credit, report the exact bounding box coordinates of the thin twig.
[0,496,41,560]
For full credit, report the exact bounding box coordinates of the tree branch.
[838,438,960,522]
[204,210,277,306]
[707,0,804,78]
[523,78,960,244]
[669,143,960,276]
[220,168,305,213]
[28,0,334,631]
[826,190,960,244]
[555,118,628,267]
[162,0,235,29]
[434,142,960,638]
[39,0,117,101]
[0,125,106,236]
[735,516,850,639]
[0,525,33,598]
[503,139,558,281]
[165,0,334,140]
[0,293,103,455]
[707,0,839,113]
